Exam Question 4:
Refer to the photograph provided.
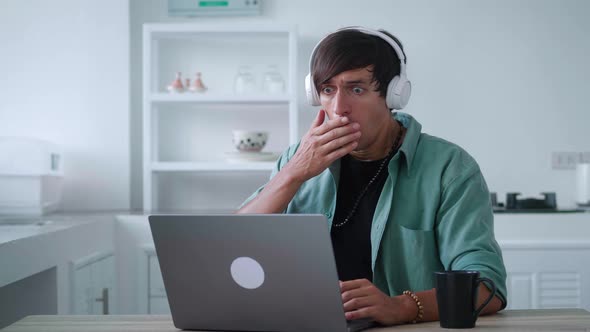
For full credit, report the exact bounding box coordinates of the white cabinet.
[72,264,92,314]
[142,24,299,211]
[70,251,115,315]
[495,213,590,311]
[148,254,170,314]
[501,241,590,310]
[138,245,170,314]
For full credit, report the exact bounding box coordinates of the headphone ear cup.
[399,79,411,109]
[386,75,401,109]
[305,73,321,106]
[386,75,411,110]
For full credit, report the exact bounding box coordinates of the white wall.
[130,0,590,210]
[0,0,130,211]
[3,1,585,212]
[1,0,587,319]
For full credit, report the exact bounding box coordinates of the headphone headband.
[308,26,407,80]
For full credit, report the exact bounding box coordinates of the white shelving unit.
[142,24,298,211]
[150,93,292,104]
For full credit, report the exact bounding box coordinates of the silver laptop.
[149,214,377,332]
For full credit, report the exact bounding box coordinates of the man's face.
[318,66,390,151]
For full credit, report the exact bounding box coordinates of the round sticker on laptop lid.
[230,257,265,289]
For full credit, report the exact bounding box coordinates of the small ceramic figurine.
[167,72,185,93]
[189,72,208,93]
[185,78,191,90]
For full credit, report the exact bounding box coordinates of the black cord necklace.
[332,121,404,228]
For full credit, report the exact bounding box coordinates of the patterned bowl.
[232,130,268,152]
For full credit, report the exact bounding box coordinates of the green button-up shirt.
[243,112,507,306]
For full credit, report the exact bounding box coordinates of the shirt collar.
[393,112,422,174]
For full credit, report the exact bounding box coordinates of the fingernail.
[352,123,360,130]
[341,117,349,123]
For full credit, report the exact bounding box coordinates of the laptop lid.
[149,214,353,332]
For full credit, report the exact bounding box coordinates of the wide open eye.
[321,86,335,95]
[351,87,364,95]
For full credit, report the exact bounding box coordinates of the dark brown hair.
[312,28,405,97]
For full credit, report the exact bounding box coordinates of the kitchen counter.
[494,211,590,243]
[0,212,124,318]
[0,215,96,246]
[0,222,71,245]
[3,309,590,331]
[0,211,138,246]
[0,213,111,286]
[0,209,229,286]
[493,207,587,213]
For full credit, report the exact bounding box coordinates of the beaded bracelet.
[402,290,424,324]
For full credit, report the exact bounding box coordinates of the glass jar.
[262,64,285,94]
[234,65,257,94]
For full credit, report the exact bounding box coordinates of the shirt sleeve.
[237,143,298,209]
[435,156,508,309]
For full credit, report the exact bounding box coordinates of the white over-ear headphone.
[305,27,411,110]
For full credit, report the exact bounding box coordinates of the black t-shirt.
[330,154,390,282]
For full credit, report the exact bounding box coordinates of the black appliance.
[491,192,558,212]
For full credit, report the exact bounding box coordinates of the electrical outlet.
[552,151,590,169]
[552,151,579,169]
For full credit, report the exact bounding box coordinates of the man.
[238,27,507,326]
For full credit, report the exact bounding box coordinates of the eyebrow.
[344,80,369,84]
[323,79,371,85]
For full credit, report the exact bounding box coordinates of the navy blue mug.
[435,270,496,328]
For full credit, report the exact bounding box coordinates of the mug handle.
[473,277,497,319]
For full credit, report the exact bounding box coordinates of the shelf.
[143,23,298,211]
[151,162,274,172]
[150,93,293,104]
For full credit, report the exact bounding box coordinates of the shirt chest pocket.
[393,225,440,287]
[396,224,436,256]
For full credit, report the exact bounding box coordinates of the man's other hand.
[340,279,412,325]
